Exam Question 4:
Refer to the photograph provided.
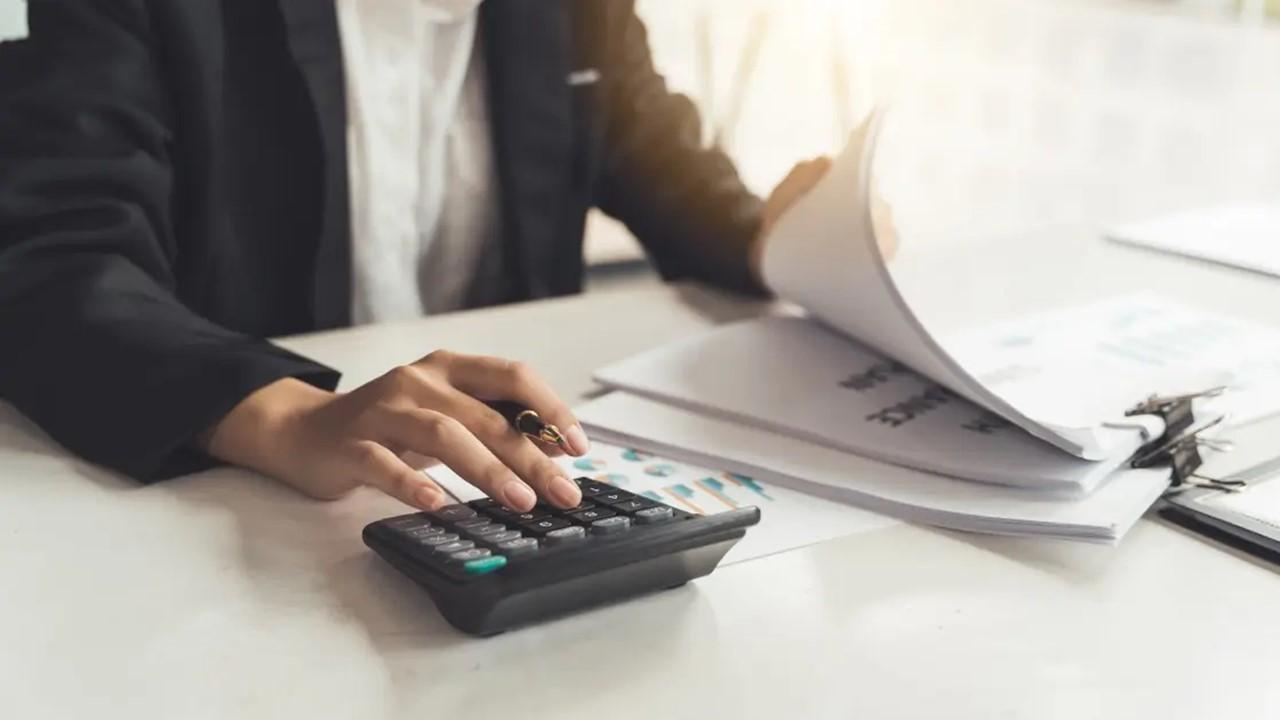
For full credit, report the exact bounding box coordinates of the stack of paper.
[577,393,1168,543]
[594,316,1136,497]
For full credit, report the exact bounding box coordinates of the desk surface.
[3,232,1279,719]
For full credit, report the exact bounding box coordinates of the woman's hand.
[202,351,590,513]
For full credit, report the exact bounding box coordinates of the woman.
[0,0,827,513]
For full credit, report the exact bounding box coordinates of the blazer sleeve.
[592,1,768,296]
[0,0,339,481]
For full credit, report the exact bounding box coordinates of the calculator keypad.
[382,477,694,579]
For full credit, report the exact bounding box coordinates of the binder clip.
[1125,388,1241,493]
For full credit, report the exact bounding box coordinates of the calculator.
[363,477,760,636]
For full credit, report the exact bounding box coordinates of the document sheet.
[1108,205,1280,279]
[944,294,1280,429]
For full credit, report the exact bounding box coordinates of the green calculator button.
[463,555,508,575]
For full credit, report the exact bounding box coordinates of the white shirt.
[336,0,499,324]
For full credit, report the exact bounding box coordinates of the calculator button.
[403,525,446,539]
[634,506,675,525]
[430,505,477,523]
[447,548,492,563]
[478,506,510,519]
[385,514,430,530]
[491,506,550,523]
[611,498,654,514]
[416,533,460,546]
[594,491,633,506]
[568,507,615,524]
[591,516,632,535]
[495,537,539,556]
[432,540,476,555]
[574,478,613,497]
[455,517,493,530]
[478,506,517,521]
[520,517,571,535]
[463,555,508,575]
[483,530,523,546]
[464,523,509,538]
[563,501,597,513]
[544,526,587,546]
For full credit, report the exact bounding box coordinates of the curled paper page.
[759,109,1138,460]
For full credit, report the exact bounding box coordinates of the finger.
[363,366,573,507]
[763,159,832,237]
[371,406,541,512]
[389,382,581,509]
[349,440,448,511]
[447,393,582,509]
[872,194,899,261]
[400,450,438,471]
[428,353,589,456]
[781,157,830,186]
[771,158,830,207]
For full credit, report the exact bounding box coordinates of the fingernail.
[501,481,537,511]
[548,475,582,508]
[565,424,591,456]
[416,487,444,510]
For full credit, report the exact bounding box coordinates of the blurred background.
[587,0,1280,285]
[5,1,1272,285]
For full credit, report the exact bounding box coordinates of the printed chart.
[572,445,772,515]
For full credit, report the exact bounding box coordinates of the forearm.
[592,3,768,295]
[0,254,340,480]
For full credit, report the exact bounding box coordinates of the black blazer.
[0,0,764,481]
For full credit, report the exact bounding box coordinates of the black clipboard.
[1159,455,1280,563]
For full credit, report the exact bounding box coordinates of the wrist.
[202,377,333,480]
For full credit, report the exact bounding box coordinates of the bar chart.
[564,443,775,516]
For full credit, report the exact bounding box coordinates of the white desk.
[3,232,1279,719]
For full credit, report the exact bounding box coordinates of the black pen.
[487,401,569,450]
